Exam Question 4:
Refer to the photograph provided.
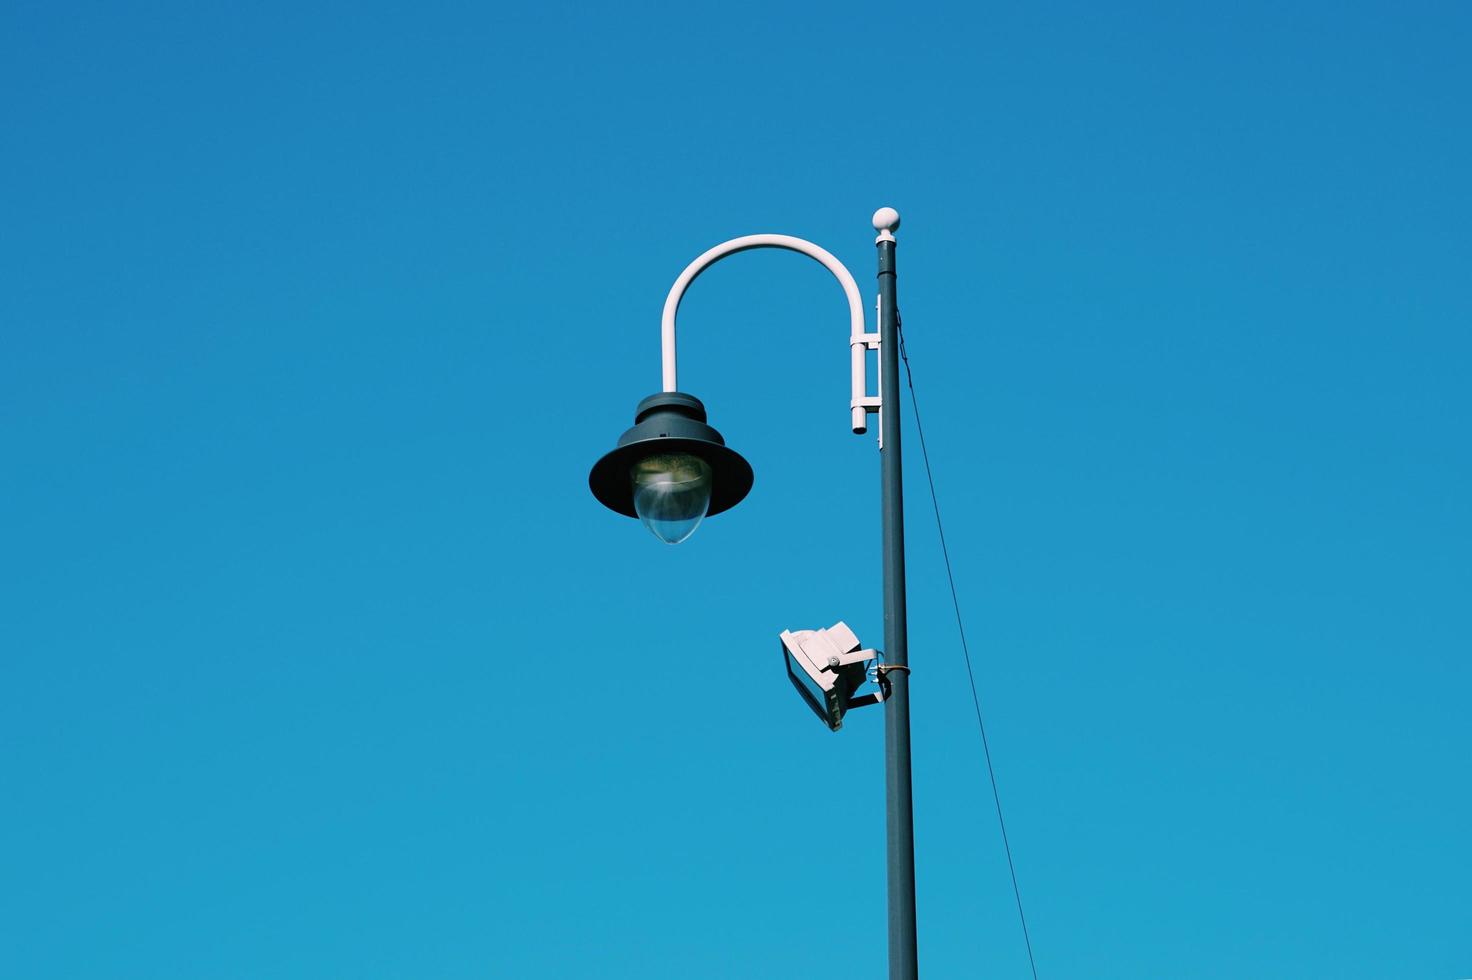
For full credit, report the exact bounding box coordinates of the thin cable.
[897,312,1041,980]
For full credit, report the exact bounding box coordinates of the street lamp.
[588,208,918,978]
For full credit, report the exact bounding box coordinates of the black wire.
[897,312,1041,980]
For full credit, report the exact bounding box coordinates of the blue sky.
[3,2,1469,977]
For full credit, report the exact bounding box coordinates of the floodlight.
[589,392,753,544]
[780,621,884,731]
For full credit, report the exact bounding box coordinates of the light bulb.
[630,452,713,545]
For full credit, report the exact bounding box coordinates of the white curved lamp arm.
[660,234,878,433]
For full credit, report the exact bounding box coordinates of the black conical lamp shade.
[589,392,753,523]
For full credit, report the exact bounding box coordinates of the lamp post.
[589,208,918,978]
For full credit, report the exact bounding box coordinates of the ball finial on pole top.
[872,206,900,243]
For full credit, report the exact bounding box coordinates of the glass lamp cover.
[631,452,713,544]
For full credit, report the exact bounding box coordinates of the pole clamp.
[868,662,911,688]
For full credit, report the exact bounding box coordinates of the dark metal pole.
[878,220,918,978]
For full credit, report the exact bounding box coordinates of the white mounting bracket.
[658,233,882,437]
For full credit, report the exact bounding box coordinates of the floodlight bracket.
[830,646,880,670]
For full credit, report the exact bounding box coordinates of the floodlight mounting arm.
[660,234,882,434]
